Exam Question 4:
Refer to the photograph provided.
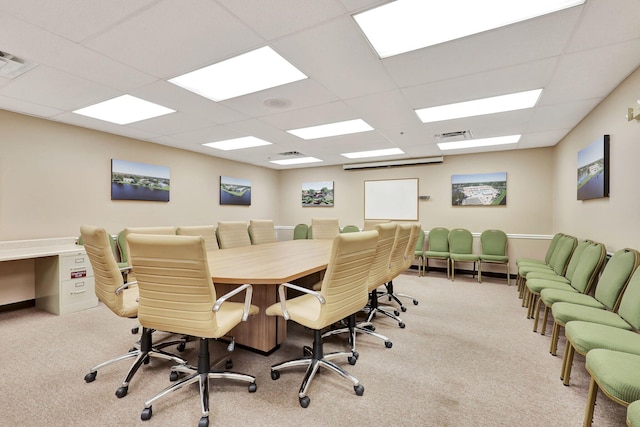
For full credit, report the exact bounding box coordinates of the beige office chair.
[266,231,378,408]
[310,218,340,240]
[216,221,251,249]
[122,226,177,274]
[322,223,398,352]
[127,233,259,426]
[363,219,390,231]
[388,223,422,308]
[80,225,187,399]
[248,219,277,245]
[176,225,219,251]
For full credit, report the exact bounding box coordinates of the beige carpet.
[0,271,626,426]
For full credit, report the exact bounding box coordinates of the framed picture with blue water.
[111,159,170,202]
[577,135,610,201]
[220,176,252,205]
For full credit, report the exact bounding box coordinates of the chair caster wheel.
[170,371,180,381]
[248,382,257,393]
[176,342,186,352]
[226,359,233,370]
[84,372,96,383]
[385,341,393,348]
[394,310,400,316]
[271,370,280,380]
[115,386,128,398]
[413,300,419,305]
[198,416,209,427]
[354,384,364,396]
[131,327,139,334]
[141,406,152,421]
[348,352,359,365]
[363,324,375,332]
[299,396,310,408]
[399,322,406,329]
[401,306,407,312]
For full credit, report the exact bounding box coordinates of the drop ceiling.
[0,0,639,169]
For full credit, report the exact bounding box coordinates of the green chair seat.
[423,250,449,259]
[526,279,578,294]
[540,289,605,310]
[553,302,634,330]
[526,271,570,283]
[627,400,640,426]
[566,321,640,355]
[450,253,479,262]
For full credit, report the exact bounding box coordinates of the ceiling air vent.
[277,151,305,157]
[434,130,473,143]
[0,51,36,79]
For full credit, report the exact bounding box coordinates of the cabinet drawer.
[60,279,96,306]
[60,252,94,280]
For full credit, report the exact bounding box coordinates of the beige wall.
[553,66,640,252]
[0,110,279,240]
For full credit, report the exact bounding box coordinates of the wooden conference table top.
[207,239,333,285]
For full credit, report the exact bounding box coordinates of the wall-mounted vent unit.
[343,156,443,170]
[434,130,473,143]
[0,51,36,79]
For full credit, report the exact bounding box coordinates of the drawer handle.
[75,258,85,264]
[70,290,87,295]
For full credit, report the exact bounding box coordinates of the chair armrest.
[212,283,254,322]
[115,280,137,295]
[276,282,326,321]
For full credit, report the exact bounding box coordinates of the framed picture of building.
[111,159,170,202]
[302,181,334,207]
[452,172,507,206]
[577,135,610,200]
[220,176,252,205]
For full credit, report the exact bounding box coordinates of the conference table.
[207,239,333,354]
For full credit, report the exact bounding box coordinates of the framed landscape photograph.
[111,159,170,202]
[302,181,334,207]
[220,176,251,205]
[577,135,610,200]
[452,172,507,206]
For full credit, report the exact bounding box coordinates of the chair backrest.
[310,218,340,240]
[363,219,390,231]
[593,248,640,311]
[127,233,227,339]
[617,268,640,330]
[448,228,473,255]
[550,234,578,276]
[176,225,219,251]
[402,223,422,270]
[80,225,137,318]
[216,221,251,249]
[414,228,426,255]
[367,223,398,291]
[293,223,309,240]
[545,233,565,264]
[562,240,591,281]
[388,224,413,280]
[567,241,607,294]
[248,219,277,245]
[480,229,508,257]
[122,226,177,266]
[426,227,449,253]
[341,225,360,233]
[315,230,378,327]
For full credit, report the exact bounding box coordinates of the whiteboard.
[364,178,418,220]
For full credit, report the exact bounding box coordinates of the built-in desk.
[0,238,98,315]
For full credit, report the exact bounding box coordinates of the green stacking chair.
[584,350,640,426]
[293,223,309,240]
[478,229,510,285]
[341,225,360,233]
[517,233,572,296]
[448,228,478,282]
[413,228,426,276]
[516,232,563,268]
[423,227,450,278]
[544,248,639,354]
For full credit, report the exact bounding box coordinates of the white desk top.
[0,237,82,262]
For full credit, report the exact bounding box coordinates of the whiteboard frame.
[364,178,418,221]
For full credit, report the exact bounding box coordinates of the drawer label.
[70,270,87,279]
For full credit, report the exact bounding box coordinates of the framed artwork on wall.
[220,176,252,205]
[451,172,507,206]
[577,135,610,200]
[111,159,170,202]
[302,181,334,207]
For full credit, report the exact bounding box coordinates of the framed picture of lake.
[302,181,334,207]
[577,135,610,200]
[220,176,251,205]
[452,172,507,206]
[111,159,170,202]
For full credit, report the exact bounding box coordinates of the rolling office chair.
[127,233,259,426]
[248,219,278,245]
[80,225,187,399]
[266,231,378,408]
[176,225,219,251]
[216,221,251,249]
[309,217,340,240]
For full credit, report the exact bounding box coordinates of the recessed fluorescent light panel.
[269,157,322,166]
[169,46,307,101]
[438,135,520,151]
[341,148,404,159]
[72,94,175,125]
[287,119,374,140]
[203,136,272,151]
[354,0,585,58]
[416,89,542,123]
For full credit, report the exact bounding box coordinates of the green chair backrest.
[563,240,591,281]
[545,233,564,264]
[567,242,606,294]
[414,229,425,254]
[594,248,640,311]
[293,223,309,240]
[551,235,577,276]
[117,229,128,264]
[427,227,449,253]
[341,225,360,233]
[618,268,640,330]
[449,228,473,255]
[480,229,507,256]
